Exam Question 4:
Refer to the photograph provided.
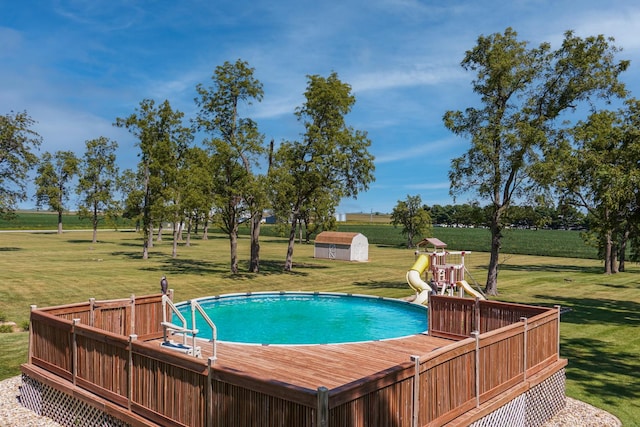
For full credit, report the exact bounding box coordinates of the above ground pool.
[174,292,428,345]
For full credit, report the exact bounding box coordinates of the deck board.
[151,333,453,391]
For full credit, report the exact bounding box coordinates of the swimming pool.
[175,292,428,345]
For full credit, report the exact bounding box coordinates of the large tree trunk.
[618,229,629,272]
[142,162,150,259]
[148,221,154,249]
[92,203,98,244]
[610,236,619,274]
[142,223,150,260]
[604,230,613,274]
[57,209,63,234]
[176,221,183,242]
[229,226,239,273]
[172,221,178,258]
[185,218,192,247]
[485,211,503,296]
[249,210,261,273]
[203,220,209,240]
[284,217,298,271]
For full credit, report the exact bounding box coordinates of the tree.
[444,28,628,295]
[117,168,144,232]
[179,147,215,246]
[0,111,41,218]
[115,99,192,259]
[391,195,432,248]
[34,151,79,234]
[194,59,265,273]
[555,99,640,273]
[151,108,193,259]
[269,72,375,271]
[77,137,119,243]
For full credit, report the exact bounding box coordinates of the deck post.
[472,330,480,408]
[89,298,95,327]
[411,355,421,427]
[207,356,215,427]
[554,305,561,360]
[72,318,80,386]
[521,317,528,380]
[128,334,137,411]
[317,386,329,427]
[474,298,481,333]
[427,294,432,333]
[28,305,36,365]
[129,294,135,336]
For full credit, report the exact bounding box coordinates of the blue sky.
[2,1,640,214]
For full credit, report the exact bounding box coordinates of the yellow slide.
[406,254,432,305]
[456,280,486,300]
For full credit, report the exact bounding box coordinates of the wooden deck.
[158,333,453,391]
[23,293,567,426]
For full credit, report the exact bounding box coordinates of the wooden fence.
[23,293,563,427]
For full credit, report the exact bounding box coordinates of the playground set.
[406,237,485,304]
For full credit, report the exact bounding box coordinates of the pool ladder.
[161,295,217,360]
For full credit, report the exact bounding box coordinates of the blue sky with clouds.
[2,1,640,213]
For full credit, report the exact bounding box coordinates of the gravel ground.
[0,375,622,427]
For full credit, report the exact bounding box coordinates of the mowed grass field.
[0,224,638,425]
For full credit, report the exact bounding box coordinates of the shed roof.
[315,231,363,245]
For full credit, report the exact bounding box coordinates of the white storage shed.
[314,231,369,262]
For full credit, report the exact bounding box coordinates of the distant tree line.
[426,202,587,231]
[391,196,587,249]
[0,60,375,272]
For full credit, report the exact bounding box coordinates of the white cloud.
[30,105,130,154]
[351,66,465,93]
[405,181,450,191]
[375,137,457,164]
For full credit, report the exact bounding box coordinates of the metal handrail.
[161,295,193,346]
[161,295,216,360]
[191,300,217,361]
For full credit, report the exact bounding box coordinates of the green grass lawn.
[0,229,637,425]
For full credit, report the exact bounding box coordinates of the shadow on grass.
[352,280,408,290]
[499,263,603,274]
[375,243,407,249]
[67,235,142,246]
[227,260,317,279]
[111,250,149,260]
[132,256,328,279]
[0,247,21,251]
[67,239,105,244]
[535,295,640,327]
[534,294,640,409]
[137,257,224,275]
[561,336,640,406]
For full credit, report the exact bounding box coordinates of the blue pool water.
[175,292,427,345]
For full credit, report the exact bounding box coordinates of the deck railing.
[24,293,563,427]
[428,294,553,338]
